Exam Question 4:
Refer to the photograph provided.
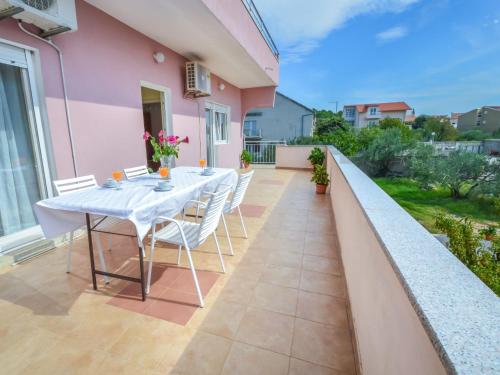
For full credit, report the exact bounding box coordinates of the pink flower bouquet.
[143,130,189,161]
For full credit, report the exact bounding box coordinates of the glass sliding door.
[0,42,51,253]
[205,102,230,168]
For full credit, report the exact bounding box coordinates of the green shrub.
[435,215,499,295]
[457,130,491,141]
[311,164,330,185]
[308,147,326,166]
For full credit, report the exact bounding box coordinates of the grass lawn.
[373,178,498,233]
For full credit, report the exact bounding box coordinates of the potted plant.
[311,165,330,194]
[308,147,325,167]
[240,149,252,169]
[143,130,189,168]
[480,226,496,241]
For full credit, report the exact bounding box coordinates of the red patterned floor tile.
[230,204,266,218]
[106,264,219,325]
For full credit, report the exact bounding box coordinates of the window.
[244,120,258,136]
[368,120,378,127]
[369,107,378,116]
[344,108,355,118]
[205,102,230,145]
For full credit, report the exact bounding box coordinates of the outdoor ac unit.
[0,0,77,36]
[185,62,211,97]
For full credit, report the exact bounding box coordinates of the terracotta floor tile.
[221,342,289,375]
[236,307,294,355]
[304,239,339,259]
[289,358,346,375]
[292,318,356,373]
[199,300,248,339]
[250,282,298,316]
[258,179,285,185]
[229,204,267,218]
[260,264,301,288]
[169,267,220,295]
[267,250,303,269]
[144,289,200,325]
[302,255,343,276]
[173,331,232,375]
[296,291,348,327]
[219,276,257,305]
[300,270,346,298]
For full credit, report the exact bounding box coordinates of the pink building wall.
[0,0,276,183]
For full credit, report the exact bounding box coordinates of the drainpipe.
[301,113,313,137]
[18,21,79,177]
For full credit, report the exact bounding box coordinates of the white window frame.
[344,108,355,118]
[369,107,378,116]
[243,120,258,136]
[205,101,230,145]
[0,38,54,253]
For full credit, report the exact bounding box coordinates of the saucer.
[102,183,119,189]
[154,185,173,192]
[200,170,215,176]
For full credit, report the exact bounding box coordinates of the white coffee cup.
[157,180,168,190]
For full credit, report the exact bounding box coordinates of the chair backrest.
[53,175,98,196]
[124,165,149,179]
[228,170,254,210]
[198,187,232,242]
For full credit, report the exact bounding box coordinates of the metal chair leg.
[66,231,74,273]
[146,236,156,294]
[184,244,204,307]
[237,206,248,238]
[221,213,234,255]
[177,244,182,265]
[212,232,226,273]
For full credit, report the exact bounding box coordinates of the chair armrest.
[184,199,207,208]
[151,216,189,247]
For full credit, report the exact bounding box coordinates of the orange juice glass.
[159,167,169,179]
[199,159,206,170]
[112,170,122,182]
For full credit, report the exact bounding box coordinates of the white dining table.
[34,167,239,300]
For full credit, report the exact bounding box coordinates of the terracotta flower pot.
[485,234,494,241]
[242,161,250,169]
[316,183,327,194]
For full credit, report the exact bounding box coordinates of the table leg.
[86,213,97,290]
[138,243,146,301]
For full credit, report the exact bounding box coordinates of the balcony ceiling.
[85,0,276,89]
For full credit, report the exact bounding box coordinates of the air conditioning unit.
[0,0,77,37]
[185,62,211,97]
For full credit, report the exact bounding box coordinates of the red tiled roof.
[451,112,463,120]
[344,101,411,113]
[405,114,416,122]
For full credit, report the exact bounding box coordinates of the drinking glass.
[199,159,206,172]
[159,167,169,179]
[112,170,122,183]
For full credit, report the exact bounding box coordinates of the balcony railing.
[244,140,286,164]
[241,0,279,59]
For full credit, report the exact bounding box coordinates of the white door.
[0,41,51,253]
[205,102,230,168]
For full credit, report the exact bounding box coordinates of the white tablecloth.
[34,167,238,241]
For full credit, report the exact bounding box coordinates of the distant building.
[457,106,500,133]
[243,92,314,140]
[405,108,416,124]
[450,112,462,128]
[343,101,411,129]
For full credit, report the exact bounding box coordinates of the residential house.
[450,112,462,128]
[243,92,314,141]
[343,101,411,129]
[0,0,278,254]
[457,106,500,133]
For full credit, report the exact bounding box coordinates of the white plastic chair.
[219,170,254,255]
[147,187,232,307]
[124,165,149,179]
[53,175,111,278]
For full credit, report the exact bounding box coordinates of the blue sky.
[254,0,500,115]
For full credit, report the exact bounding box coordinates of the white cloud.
[376,26,408,42]
[253,0,419,63]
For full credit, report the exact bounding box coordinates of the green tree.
[457,130,491,141]
[321,128,360,156]
[408,143,436,189]
[362,128,414,176]
[412,115,429,129]
[379,117,414,142]
[357,126,383,150]
[433,151,499,199]
[423,117,457,141]
[314,110,347,136]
